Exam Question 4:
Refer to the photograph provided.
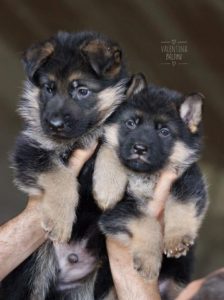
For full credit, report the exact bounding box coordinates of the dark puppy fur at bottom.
[94,75,208,298]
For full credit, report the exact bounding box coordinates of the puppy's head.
[105,74,204,174]
[20,31,127,141]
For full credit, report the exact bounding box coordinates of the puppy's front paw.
[93,186,125,211]
[133,250,161,280]
[93,167,127,210]
[164,234,194,258]
[93,145,127,210]
[41,208,75,243]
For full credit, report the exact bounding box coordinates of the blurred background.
[0,0,223,278]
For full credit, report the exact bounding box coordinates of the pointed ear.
[126,73,147,98]
[180,93,204,133]
[22,40,55,83]
[80,38,123,79]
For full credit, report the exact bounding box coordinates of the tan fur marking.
[26,42,54,77]
[41,42,54,57]
[167,141,197,175]
[82,40,109,54]
[47,74,56,81]
[108,216,163,280]
[107,64,121,78]
[38,166,78,242]
[93,145,128,210]
[81,40,118,59]
[180,94,203,133]
[155,114,170,123]
[128,216,163,280]
[126,73,146,97]
[68,71,84,82]
[128,173,158,205]
[19,82,40,126]
[26,42,54,62]
[189,123,198,133]
[19,81,60,149]
[164,197,206,257]
[104,124,120,148]
[97,82,125,121]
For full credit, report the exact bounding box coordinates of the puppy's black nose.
[48,117,64,131]
[67,253,79,264]
[133,143,148,155]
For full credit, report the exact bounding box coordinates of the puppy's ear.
[81,39,122,79]
[126,73,147,98]
[22,40,55,83]
[180,93,204,133]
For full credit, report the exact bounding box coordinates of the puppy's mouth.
[42,124,85,141]
[127,154,150,164]
[121,154,151,172]
[46,130,73,140]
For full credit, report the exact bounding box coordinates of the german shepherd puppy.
[11,31,127,243]
[1,31,128,299]
[93,74,208,298]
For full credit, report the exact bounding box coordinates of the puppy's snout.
[133,143,148,155]
[48,116,64,131]
[67,253,79,264]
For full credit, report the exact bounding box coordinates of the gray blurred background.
[0,0,223,278]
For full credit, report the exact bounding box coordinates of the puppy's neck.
[24,126,102,153]
[127,172,160,204]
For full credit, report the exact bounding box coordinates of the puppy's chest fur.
[127,172,159,205]
[35,126,102,165]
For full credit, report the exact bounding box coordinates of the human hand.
[69,142,98,176]
[149,167,178,220]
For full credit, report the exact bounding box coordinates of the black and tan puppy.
[93,75,208,296]
[1,31,128,300]
[12,31,127,242]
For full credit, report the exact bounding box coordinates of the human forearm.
[0,196,46,280]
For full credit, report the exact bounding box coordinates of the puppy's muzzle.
[48,116,65,131]
[132,143,148,155]
[45,113,72,133]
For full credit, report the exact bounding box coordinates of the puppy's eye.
[43,83,55,95]
[125,119,136,129]
[77,87,90,99]
[159,127,170,137]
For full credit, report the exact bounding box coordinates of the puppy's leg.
[38,166,78,242]
[100,202,163,280]
[93,145,128,210]
[129,216,163,280]
[164,197,205,258]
